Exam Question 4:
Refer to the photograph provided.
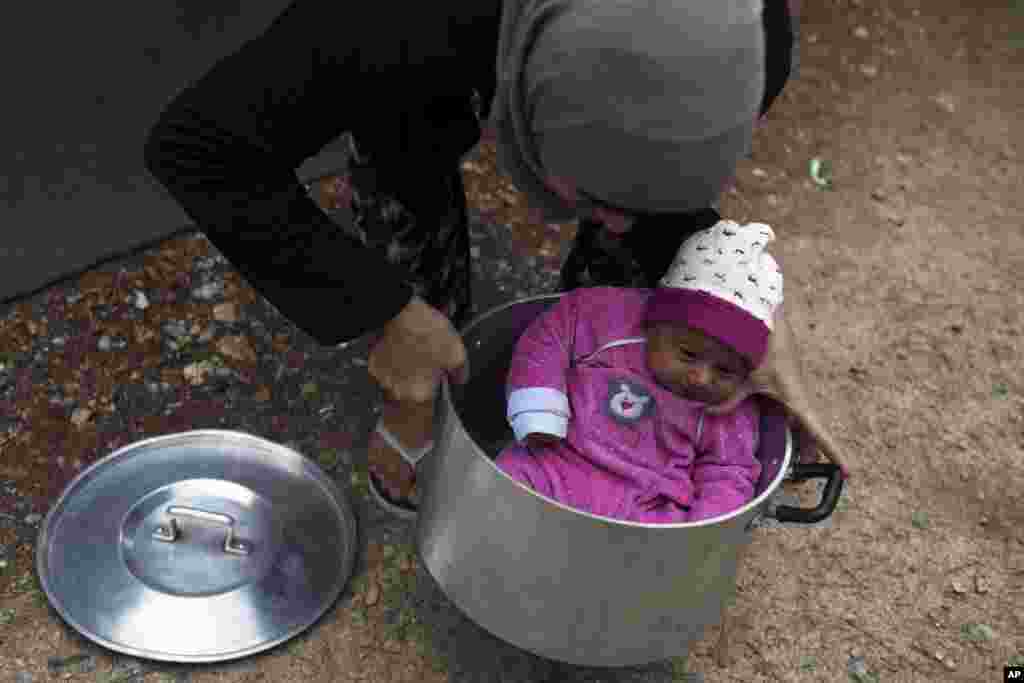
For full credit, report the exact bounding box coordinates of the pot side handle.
[770,464,845,524]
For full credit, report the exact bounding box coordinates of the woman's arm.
[144,1,416,346]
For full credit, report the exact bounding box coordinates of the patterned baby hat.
[659,220,783,329]
[646,220,784,367]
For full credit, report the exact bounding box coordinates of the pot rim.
[445,293,793,529]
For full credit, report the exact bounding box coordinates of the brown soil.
[2,0,1023,681]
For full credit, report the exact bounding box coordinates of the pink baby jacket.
[495,287,762,523]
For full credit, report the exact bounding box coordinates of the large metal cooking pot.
[416,294,843,667]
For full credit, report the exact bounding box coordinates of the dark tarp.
[1,1,350,304]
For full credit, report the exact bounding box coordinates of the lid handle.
[153,505,251,556]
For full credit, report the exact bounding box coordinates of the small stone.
[807,33,818,43]
[183,362,212,386]
[135,325,158,344]
[870,188,886,201]
[860,64,879,78]
[979,515,989,527]
[216,336,257,363]
[952,578,968,594]
[933,93,956,113]
[853,26,869,39]
[365,581,380,607]
[133,291,149,310]
[847,655,870,678]
[24,513,42,525]
[213,302,239,323]
[52,336,65,347]
[934,650,944,661]
[50,654,97,675]
[470,246,481,259]
[70,408,93,428]
[111,656,148,677]
[944,658,956,671]
[975,575,990,593]
[98,335,113,352]
[751,167,768,178]
[163,321,189,339]
[191,281,224,301]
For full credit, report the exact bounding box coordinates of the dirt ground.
[2,0,1023,681]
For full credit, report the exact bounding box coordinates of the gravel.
[3,206,684,683]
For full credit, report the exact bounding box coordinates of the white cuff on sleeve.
[507,387,570,442]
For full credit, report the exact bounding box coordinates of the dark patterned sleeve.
[144,1,415,346]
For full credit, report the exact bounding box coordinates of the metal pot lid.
[35,430,358,663]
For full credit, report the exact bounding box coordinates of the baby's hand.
[525,433,561,449]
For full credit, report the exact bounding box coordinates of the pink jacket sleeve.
[505,292,581,442]
[687,399,763,521]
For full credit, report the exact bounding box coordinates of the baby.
[495,220,784,523]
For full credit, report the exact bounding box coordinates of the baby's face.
[646,323,751,405]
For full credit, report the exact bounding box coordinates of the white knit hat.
[646,220,783,365]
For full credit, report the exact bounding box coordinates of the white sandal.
[367,422,434,520]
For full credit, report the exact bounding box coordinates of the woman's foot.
[367,436,419,507]
[365,400,436,511]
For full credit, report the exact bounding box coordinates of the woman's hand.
[368,295,469,404]
[706,305,848,477]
